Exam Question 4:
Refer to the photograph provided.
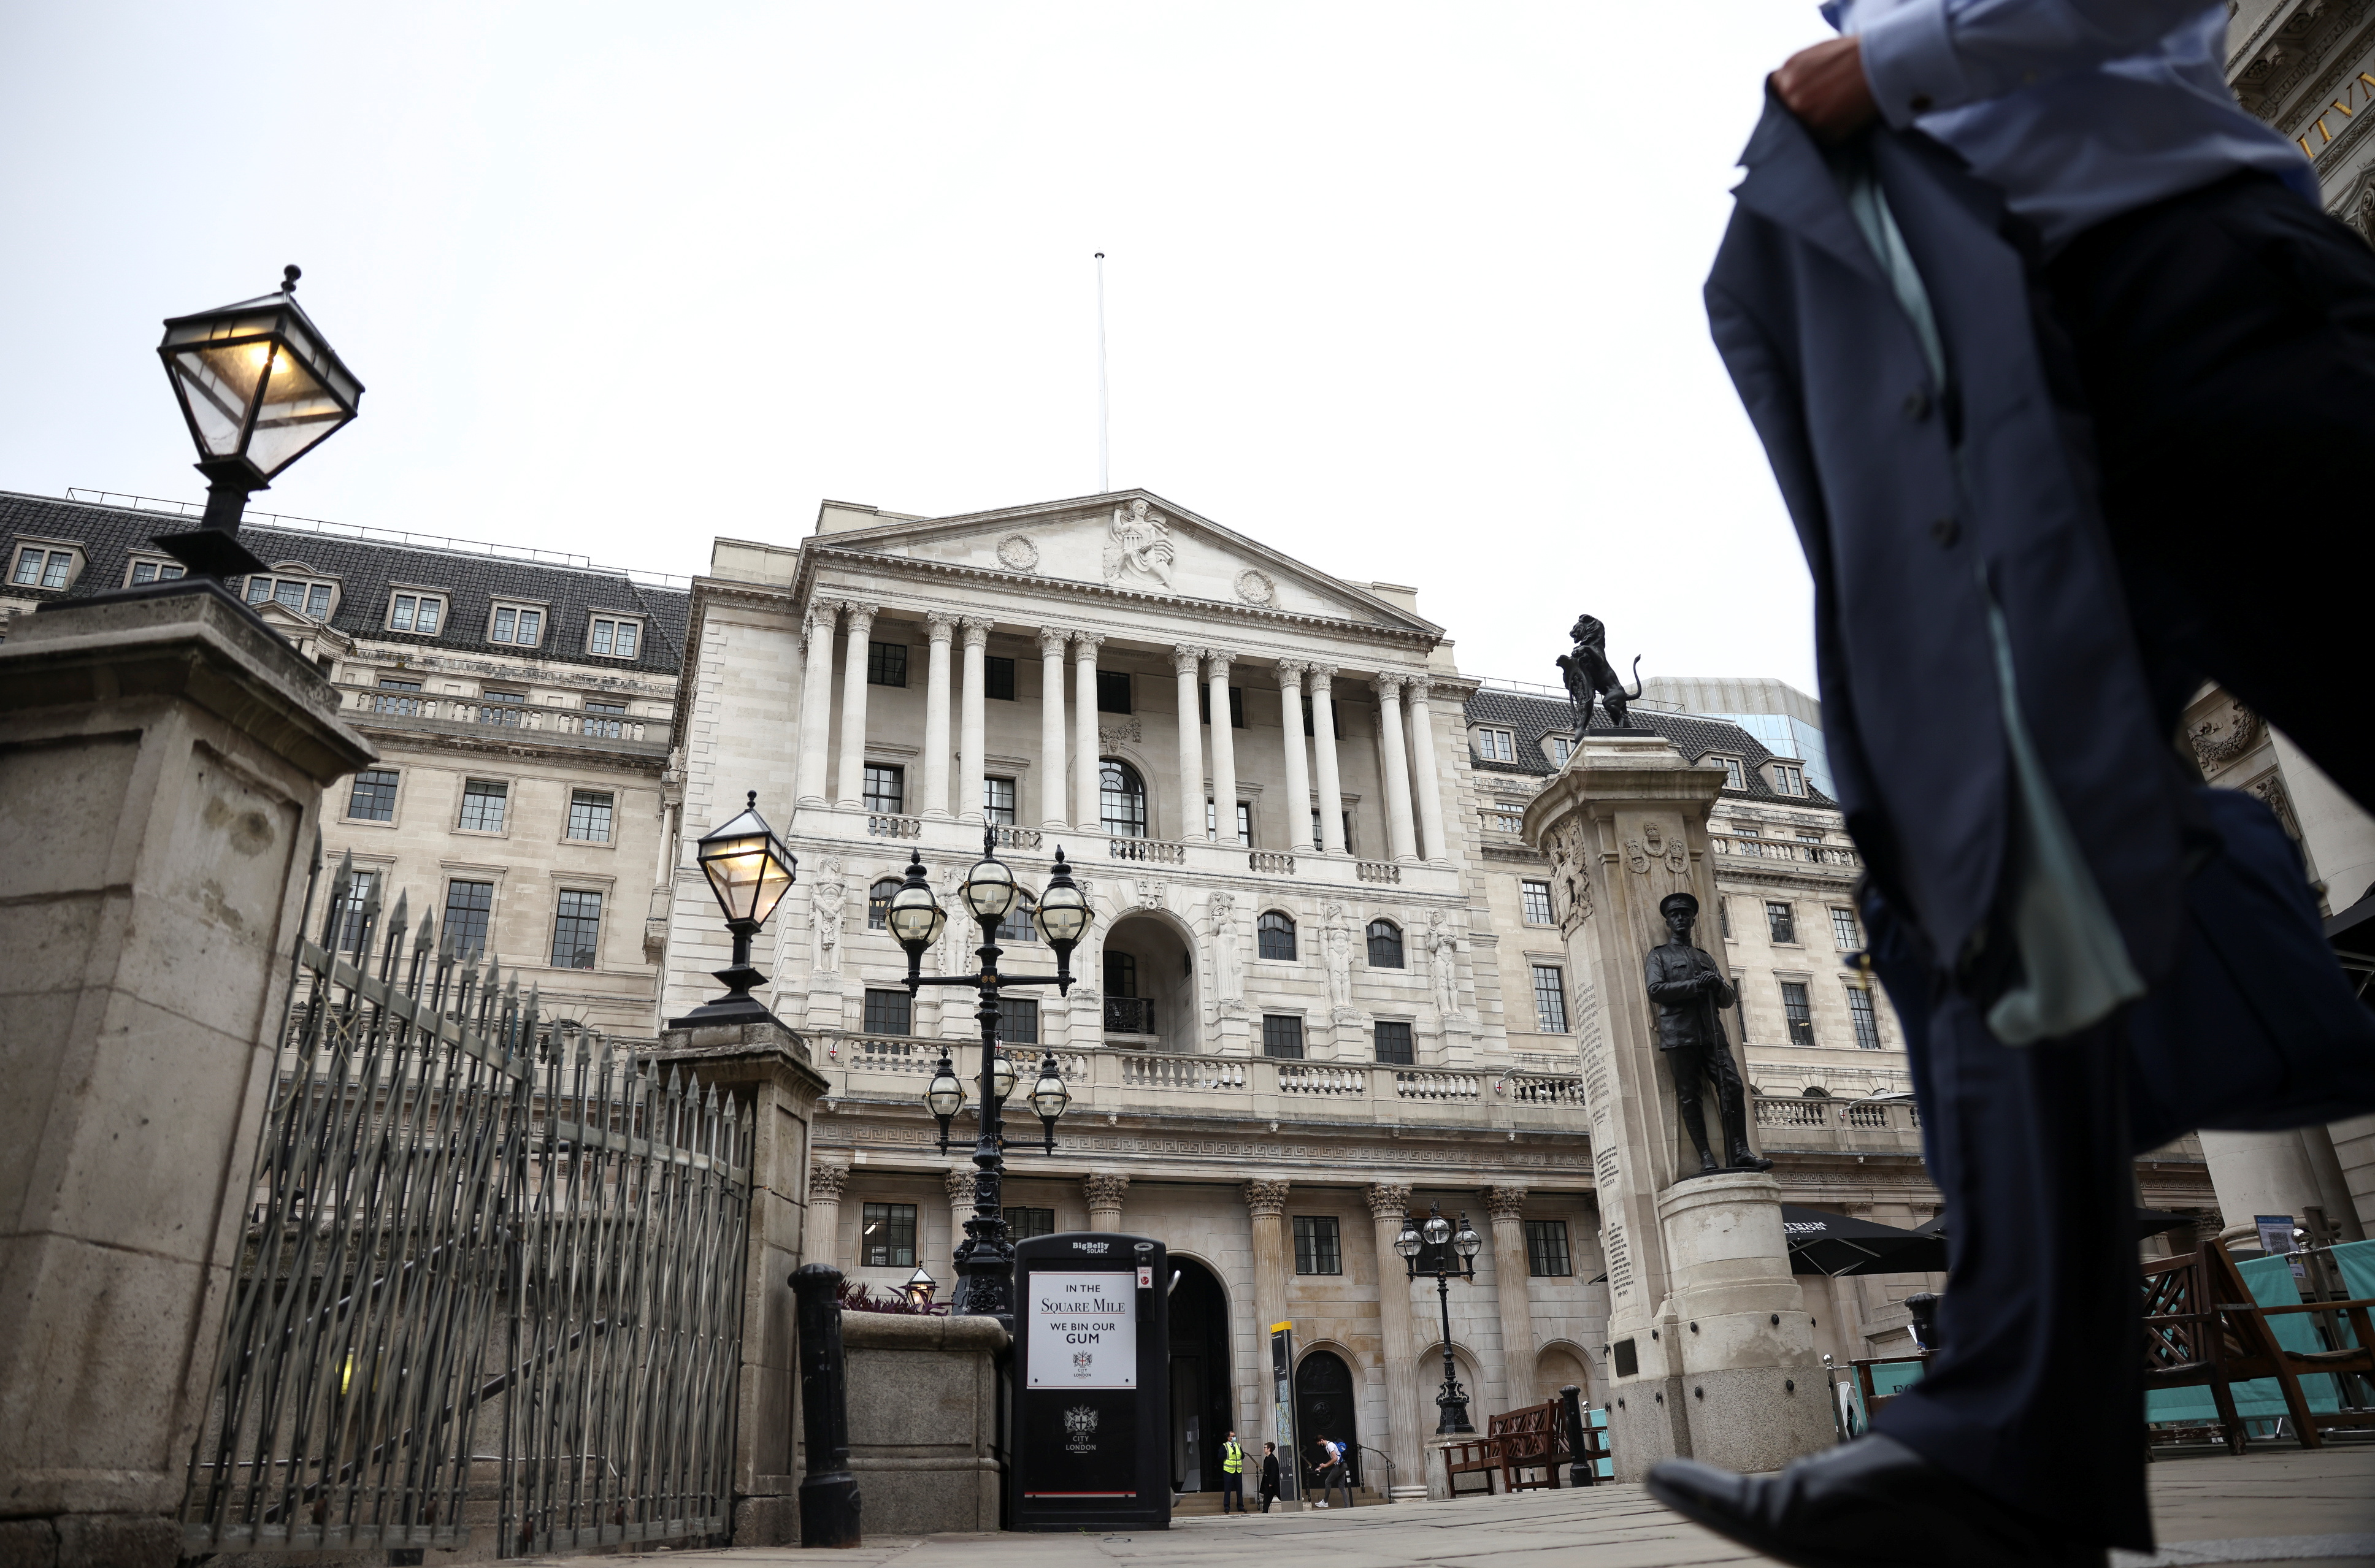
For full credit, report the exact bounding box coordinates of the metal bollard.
[1560,1384,1597,1488]
[791,1264,862,1547]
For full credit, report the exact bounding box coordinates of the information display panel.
[1011,1233,1170,1532]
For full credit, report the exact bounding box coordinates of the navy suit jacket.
[1705,98,2187,988]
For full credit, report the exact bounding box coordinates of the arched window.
[1800,1085,1830,1098]
[1365,919,1404,968]
[997,890,1039,944]
[867,877,899,931]
[1257,911,1297,962]
[1100,759,1147,837]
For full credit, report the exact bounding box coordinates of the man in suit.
[1644,892,1771,1177]
[1659,5,2375,1566]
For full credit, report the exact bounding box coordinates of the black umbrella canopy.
[1914,1208,2196,1241]
[1781,1206,1950,1278]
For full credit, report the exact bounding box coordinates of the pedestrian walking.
[1313,1436,1352,1510]
[1259,1442,1281,1513]
[1671,4,2375,1566]
[1218,1429,1246,1513]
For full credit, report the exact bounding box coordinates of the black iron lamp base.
[158,526,268,581]
[666,966,781,1030]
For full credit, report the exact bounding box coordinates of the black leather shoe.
[1730,1145,1775,1171]
[1644,1435,2105,1568]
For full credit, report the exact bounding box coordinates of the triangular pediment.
[819,491,1438,634]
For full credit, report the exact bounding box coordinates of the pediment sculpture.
[1103,499,1176,590]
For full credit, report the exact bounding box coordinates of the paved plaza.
[529,1447,2375,1568]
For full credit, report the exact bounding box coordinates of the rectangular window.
[861,1202,917,1268]
[1205,800,1253,844]
[866,640,908,687]
[1772,763,1805,795]
[45,553,76,589]
[1720,757,1746,790]
[458,779,508,832]
[1292,1215,1343,1275]
[589,616,641,659]
[1005,1206,1056,1240]
[1198,684,1246,728]
[1096,670,1131,713]
[1476,728,1516,763]
[566,789,615,843]
[1781,981,1816,1047]
[306,583,332,618]
[1261,1014,1305,1060]
[551,889,602,969]
[372,676,424,716]
[1831,908,1860,950]
[863,763,905,815]
[1766,901,1797,944]
[332,868,382,953]
[274,580,307,612]
[127,559,186,586]
[1521,881,1555,926]
[10,548,48,586]
[1300,695,1344,738]
[1373,1019,1415,1066]
[442,879,494,959]
[1525,1219,1573,1277]
[1003,998,1040,1044]
[346,769,399,822]
[391,594,418,631]
[984,655,1016,701]
[581,698,627,739]
[863,988,913,1036]
[387,593,442,634]
[490,605,543,646]
[1545,734,1575,766]
[983,776,1017,825]
[1719,897,1732,940]
[1532,965,1569,1033]
[1847,986,1881,1050]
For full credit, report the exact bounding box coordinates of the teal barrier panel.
[2145,1250,2350,1428]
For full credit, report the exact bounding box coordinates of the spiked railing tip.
[415,909,437,954]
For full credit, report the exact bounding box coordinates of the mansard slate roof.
[0,491,689,675]
[1462,684,1838,808]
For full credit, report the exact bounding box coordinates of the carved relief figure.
[1208,891,1245,1013]
[1321,901,1357,1017]
[810,857,846,973]
[1554,613,1644,733]
[1103,499,1176,589]
[1544,820,1594,934]
[1425,910,1463,1020]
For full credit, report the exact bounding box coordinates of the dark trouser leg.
[1871,992,2146,1550]
[1669,1047,1717,1171]
[2044,173,2375,816]
[1702,1034,1765,1166]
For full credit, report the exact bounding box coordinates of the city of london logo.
[1063,1404,1099,1452]
[1073,1350,1094,1372]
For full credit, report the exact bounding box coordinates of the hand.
[1771,35,1879,143]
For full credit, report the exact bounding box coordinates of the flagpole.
[1095,251,1109,494]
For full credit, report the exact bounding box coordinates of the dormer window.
[10,543,82,590]
[123,554,188,588]
[1545,734,1576,766]
[1768,762,1806,796]
[587,615,642,659]
[1716,756,1746,790]
[1475,727,1516,763]
[388,591,447,636]
[489,602,545,648]
[243,572,335,619]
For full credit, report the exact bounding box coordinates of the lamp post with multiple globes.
[891,830,1092,1323]
[1395,1201,1485,1434]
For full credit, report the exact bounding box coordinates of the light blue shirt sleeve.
[1859,0,2230,125]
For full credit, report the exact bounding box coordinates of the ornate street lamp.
[669,793,799,1027]
[1399,1200,1484,1434]
[152,265,364,584]
[902,1265,938,1309]
[897,832,1094,1322]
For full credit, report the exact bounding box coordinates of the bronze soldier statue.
[1643,891,1771,1178]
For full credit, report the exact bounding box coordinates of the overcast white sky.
[2,3,1835,692]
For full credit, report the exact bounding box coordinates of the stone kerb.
[0,589,375,1568]
[653,1017,831,1547]
[837,1310,1008,1534]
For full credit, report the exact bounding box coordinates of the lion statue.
[1555,614,1643,735]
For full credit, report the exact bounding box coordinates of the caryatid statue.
[1643,890,1773,1179]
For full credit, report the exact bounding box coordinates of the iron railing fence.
[182,845,751,1557]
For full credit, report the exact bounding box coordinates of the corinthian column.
[1086,1172,1129,1231]
[1277,662,1313,851]
[944,1165,978,1277]
[958,619,992,824]
[1367,1182,1423,1494]
[796,602,840,806]
[1206,651,1238,843]
[1406,679,1451,865]
[1037,628,1071,829]
[1073,633,1106,834]
[1310,666,1346,855]
[1373,673,1419,863]
[1484,1186,1535,1411]
[807,1161,851,1269]
[834,603,880,808]
[1172,645,1203,846]
[922,613,957,819]
[1245,1180,1291,1371]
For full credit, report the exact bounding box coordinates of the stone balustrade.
[817,1033,1590,1133]
[867,813,925,839]
[1108,836,1188,865]
[1711,834,1862,871]
[341,684,671,749]
[1357,860,1402,884]
[1247,850,1296,874]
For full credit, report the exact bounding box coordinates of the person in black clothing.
[1258,1442,1281,1513]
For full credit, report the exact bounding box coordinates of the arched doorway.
[1537,1342,1593,1403]
[1294,1348,1362,1490]
[1102,913,1196,1049]
[1166,1256,1232,1493]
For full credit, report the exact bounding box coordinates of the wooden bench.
[2144,1239,2375,1452]
[1441,1398,1613,1496]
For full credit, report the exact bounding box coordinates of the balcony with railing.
[1711,834,1860,879]
[341,684,672,754]
[819,1033,1591,1134]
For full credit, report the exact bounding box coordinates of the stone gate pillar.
[0,591,375,1567]
[1521,732,1831,1479]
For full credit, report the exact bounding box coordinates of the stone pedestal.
[654,1015,832,1546]
[0,590,375,1567]
[1521,732,1828,1482]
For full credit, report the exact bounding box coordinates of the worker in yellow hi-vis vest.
[1219,1429,1246,1513]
